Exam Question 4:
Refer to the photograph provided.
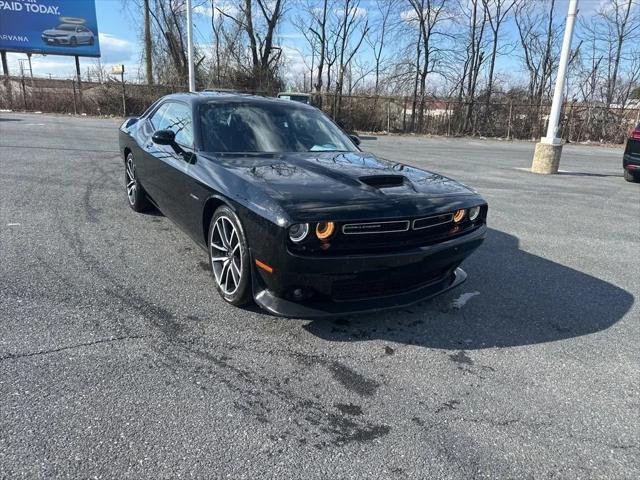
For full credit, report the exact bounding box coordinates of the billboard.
[0,0,100,57]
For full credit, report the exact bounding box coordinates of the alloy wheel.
[126,157,137,205]
[210,215,243,295]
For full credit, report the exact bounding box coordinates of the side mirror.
[152,129,176,146]
[350,134,361,146]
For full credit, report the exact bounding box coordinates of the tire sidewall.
[208,205,252,305]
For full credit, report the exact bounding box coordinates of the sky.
[4,0,611,86]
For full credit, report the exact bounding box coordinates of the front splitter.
[252,267,467,319]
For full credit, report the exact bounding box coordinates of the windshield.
[57,25,77,31]
[199,101,357,153]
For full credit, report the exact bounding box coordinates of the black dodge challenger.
[119,92,487,317]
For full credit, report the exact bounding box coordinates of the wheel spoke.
[230,261,239,286]
[222,261,232,291]
[127,180,135,188]
[210,256,228,262]
[231,260,241,280]
[211,242,227,252]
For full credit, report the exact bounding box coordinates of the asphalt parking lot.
[1,112,638,479]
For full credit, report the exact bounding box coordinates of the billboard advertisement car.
[0,0,100,57]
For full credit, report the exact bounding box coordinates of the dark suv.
[624,124,640,183]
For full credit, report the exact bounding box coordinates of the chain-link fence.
[1,76,638,144]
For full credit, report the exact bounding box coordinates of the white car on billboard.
[41,18,95,47]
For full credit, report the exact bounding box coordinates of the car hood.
[202,151,482,221]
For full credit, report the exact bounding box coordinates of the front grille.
[413,213,453,230]
[331,267,449,301]
[342,220,410,234]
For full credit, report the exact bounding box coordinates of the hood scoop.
[359,175,406,189]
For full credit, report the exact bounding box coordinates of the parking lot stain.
[435,399,461,414]
[320,412,391,445]
[335,403,364,416]
[329,361,381,397]
[411,417,425,426]
[198,260,210,271]
[449,350,474,366]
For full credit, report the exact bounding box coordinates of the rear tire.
[624,169,639,183]
[208,205,252,306]
[125,153,150,212]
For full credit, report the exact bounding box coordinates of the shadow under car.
[303,228,634,350]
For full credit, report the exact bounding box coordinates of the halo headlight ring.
[468,206,481,221]
[289,223,310,243]
[452,209,466,223]
[315,221,335,240]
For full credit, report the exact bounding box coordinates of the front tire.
[624,169,639,183]
[208,206,252,306]
[70,36,77,46]
[125,153,150,212]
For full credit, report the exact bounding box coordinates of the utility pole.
[143,0,153,85]
[0,50,8,78]
[186,0,196,92]
[26,53,34,85]
[75,55,83,113]
[531,0,579,174]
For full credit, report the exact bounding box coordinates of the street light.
[531,0,579,174]
[186,0,195,92]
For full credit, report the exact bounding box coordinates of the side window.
[149,103,170,130]
[163,103,194,148]
[148,102,194,148]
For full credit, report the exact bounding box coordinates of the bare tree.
[148,0,190,86]
[482,0,517,105]
[514,0,561,136]
[365,0,401,95]
[332,0,370,118]
[293,0,332,104]
[218,0,286,91]
[406,0,450,132]
[593,0,640,106]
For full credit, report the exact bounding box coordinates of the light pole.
[531,0,579,174]
[186,0,196,92]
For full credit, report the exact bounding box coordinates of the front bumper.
[251,224,485,318]
[42,36,71,45]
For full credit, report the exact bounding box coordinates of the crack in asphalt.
[0,335,146,362]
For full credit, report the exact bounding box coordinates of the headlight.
[315,221,335,240]
[452,209,466,223]
[288,223,309,243]
[469,206,481,221]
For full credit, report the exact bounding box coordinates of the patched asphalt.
[1,112,638,479]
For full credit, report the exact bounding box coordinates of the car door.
[136,102,171,208]
[146,101,195,227]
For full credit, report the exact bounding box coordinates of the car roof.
[158,91,317,110]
